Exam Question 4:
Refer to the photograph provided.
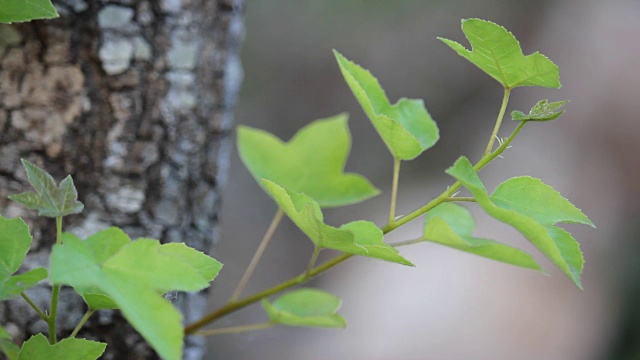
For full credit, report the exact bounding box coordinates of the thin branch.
[443,197,476,203]
[230,209,285,302]
[388,157,401,224]
[483,87,511,156]
[195,322,273,337]
[48,216,63,344]
[20,292,48,321]
[70,310,95,338]
[306,247,321,275]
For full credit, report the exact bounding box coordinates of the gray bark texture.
[0,0,244,358]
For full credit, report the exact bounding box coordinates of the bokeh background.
[206,1,640,359]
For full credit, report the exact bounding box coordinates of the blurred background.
[206,1,640,359]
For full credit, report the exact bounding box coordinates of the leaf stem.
[230,209,285,302]
[20,292,48,322]
[390,238,424,247]
[48,216,63,344]
[194,322,273,337]
[306,247,321,275]
[184,119,529,335]
[388,157,401,224]
[443,197,476,202]
[184,253,353,334]
[70,310,95,338]
[382,120,526,233]
[483,88,511,156]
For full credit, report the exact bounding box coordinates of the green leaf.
[0,268,48,301]
[238,114,379,207]
[50,230,223,360]
[262,289,346,328]
[439,19,560,89]
[263,180,413,266]
[423,203,542,270]
[0,0,59,24]
[9,159,84,218]
[18,334,105,360]
[511,99,569,121]
[0,325,19,360]
[0,216,46,300]
[446,157,593,288]
[334,50,439,160]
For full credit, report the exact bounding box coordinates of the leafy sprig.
[0,17,595,360]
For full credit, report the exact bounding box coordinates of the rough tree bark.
[0,0,244,359]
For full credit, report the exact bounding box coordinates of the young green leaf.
[0,216,47,300]
[50,230,223,360]
[0,325,19,360]
[446,157,594,288]
[238,114,379,207]
[439,19,560,89]
[262,289,346,328]
[511,99,569,121]
[263,179,413,266]
[0,0,59,24]
[17,334,105,360]
[9,159,84,218]
[334,50,439,160]
[423,203,542,270]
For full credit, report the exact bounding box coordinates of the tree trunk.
[0,0,244,358]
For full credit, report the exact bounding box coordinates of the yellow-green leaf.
[439,19,560,89]
[446,157,593,288]
[424,203,542,270]
[262,289,346,328]
[262,180,413,266]
[334,50,439,160]
[238,114,379,207]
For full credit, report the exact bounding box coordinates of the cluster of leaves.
[233,18,592,331]
[0,10,595,360]
[0,160,223,360]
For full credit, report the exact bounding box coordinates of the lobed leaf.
[262,289,346,328]
[334,50,439,160]
[511,99,569,121]
[0,216,46,300]
[50,229,223,360]
[423,203,542,270]
[0,0,59,24]
[263,180,413,266]
[238,114,379,208]
[439,19,560,89]
[17,334,105,360]
[0,268,48,301]
[9,159,84,218]
[0,325,19,360]
[446,157,593,288]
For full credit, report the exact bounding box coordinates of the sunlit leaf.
[423,203,542,270]
[9,159,84,218]
[263,180,413,266]
[50,230,223,360]
[238,114,379,207]
[0,216,46,300]
[262,289,346,328]
[446,157,593,288]
[439,19,560,89]
[334,50,439,160]
[17,334,105,360]
[511,99,569,121]
[0,0,59,24]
